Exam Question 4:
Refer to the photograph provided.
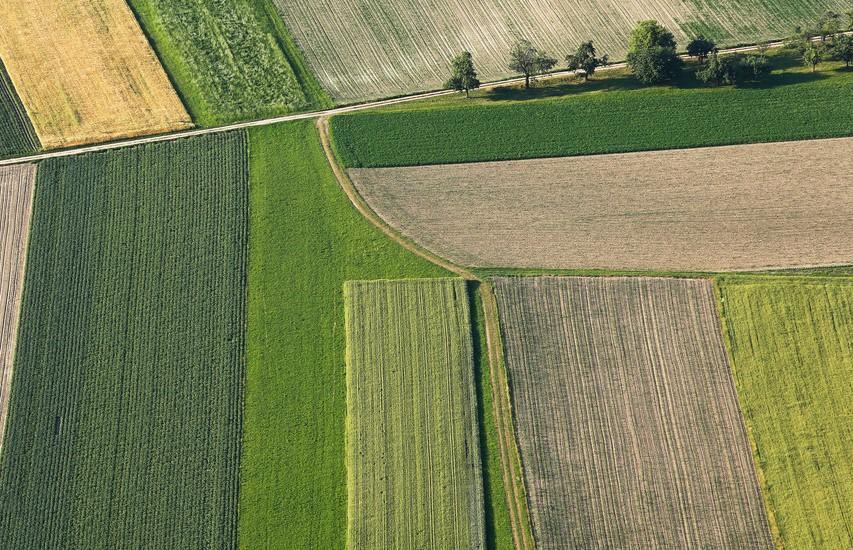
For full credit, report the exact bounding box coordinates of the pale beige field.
[494,276,773,549]
[0,0,191,149]
[349,138,853,272]
[274,0,849,102]
[0,164,36,452]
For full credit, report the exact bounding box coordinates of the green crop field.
[344,279,485,549]
[719,278,853,549]
[0,133,248,548]
[331,53,853,167]
[0,62,38,159]
[128,0,331,126]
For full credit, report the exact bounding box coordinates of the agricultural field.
[349,137,853,272]
[275,0,848,102]
[0,133,248,548]
[0,0,191,148]
[344,279,484,549]
[0,64,38,159]
[719,278,853,549]
[331,52,853,167]
[494,276,774,549]
[128,0,332,126]
[0,164,36,453]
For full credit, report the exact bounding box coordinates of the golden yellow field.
[0,0,191,148]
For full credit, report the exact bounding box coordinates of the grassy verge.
[238,120,451,549]
[0,61,38,158]
[331,50,853,167]
[716,277,853,549]
[0,133,248,548]
[128,0,329,126]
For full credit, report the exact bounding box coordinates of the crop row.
[344,278,485,549]
[0,133,248,548]
[0,64,38,159]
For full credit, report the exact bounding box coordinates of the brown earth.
[493,276,774,549]
[0,164,36,452]
[0,0,192,148]
[349,138,853,272]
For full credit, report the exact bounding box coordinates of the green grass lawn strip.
[238,120,454,549]
[717,277,853,549]
[0,61,38,159]
[331,52,853,168]
[0,132,248,548]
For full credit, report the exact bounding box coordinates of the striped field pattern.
[0,164,36,453]
[493,276,773,549]
[273,0,848,102]
[0,63,38,159]
[345,279,485,549]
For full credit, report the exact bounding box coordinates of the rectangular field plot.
[0,133,247,548]
[349,138,853,271]
[345,279,484,549]
[0,0,191,148]
[493,276,772,549]
[275,0,847,102]
[720,279,853,549]
[0,164,36,453]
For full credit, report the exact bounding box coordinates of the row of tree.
[446,11,853,95]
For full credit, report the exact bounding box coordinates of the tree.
[695,52,738,85]
[509,39,557,88]
[848,10,853,30]
[686,35,716,62]
[445,51,480,97]
[565,41,608,80]
[831,34,853,67]
[740,54,770,81]
[627,20,682,84]
[817,11,842,40]
[803,42,825,72]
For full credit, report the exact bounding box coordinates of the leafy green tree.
[740,54,770,81]
[831,34,853,67]
[509,39,557,88]
[627,20,682,84]
[445,51,480,97]
[803,42,826,72]
[565,41,608,80]
[686,35,716,62]
[695,52,738,86]
[817,11,842,40]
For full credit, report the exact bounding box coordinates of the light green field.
[719,278,853,549]
[344,279,484,549]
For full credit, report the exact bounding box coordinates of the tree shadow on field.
[466,280,500,550]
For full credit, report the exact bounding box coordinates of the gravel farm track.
[0,164,36,455]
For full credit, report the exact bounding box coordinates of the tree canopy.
[627,21,681,84]
[445,51,480,97]
[509,39,557,88]
[566,41,608,80]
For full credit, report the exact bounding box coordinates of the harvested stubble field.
[0,164,36,453]
[0,64,38,159]
[0,0,191,148]
[128,0,330,125]
[349,138,853,272]
[331,58,853,168]
[493,276,773,549]
[0,133,248,548]
[275,0,848,102]
[344,279,484,549]
[719,278,853,549]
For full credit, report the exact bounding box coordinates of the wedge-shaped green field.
[0,133,248,548]
[128,0,330,125]
[344,279,485,549]
[494,276,773,549]
[0,62,38,159]
[719,278,853,549]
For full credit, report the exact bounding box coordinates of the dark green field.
[332,54,853,167]
[0,133,248,548]
[0,62,38,159]
[128,0,331,126]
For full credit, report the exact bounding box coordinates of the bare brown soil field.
[0,164,36,452]
[0,0,191,148]
[349,138,853,271]
[493,276,773,549]
[273,0,848,102]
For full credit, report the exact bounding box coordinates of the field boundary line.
[3,34,849,168]
[319,116,536,549]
